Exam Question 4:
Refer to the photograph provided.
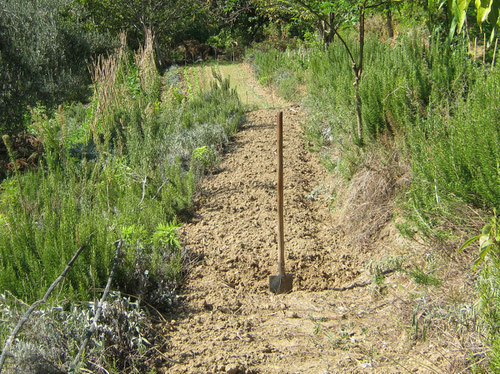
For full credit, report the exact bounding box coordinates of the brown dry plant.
[333,142,409,250]
[89,33,129,155]
[135,29,160,101]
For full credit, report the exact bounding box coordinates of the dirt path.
[159,64,475,373]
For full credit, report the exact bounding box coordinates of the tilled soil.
[159,65,478,373]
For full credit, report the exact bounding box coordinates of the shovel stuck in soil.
[269,111,293,294]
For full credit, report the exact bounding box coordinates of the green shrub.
[253,35,499,366]
[253,32,498,213]
[0,31,245,371]
[250,47,310,101]
[459,212,500,371]
[0,35,244,306]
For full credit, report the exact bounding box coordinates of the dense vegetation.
[0,0,113,135]
[0,32,244,371]
[251,26,500,374]
[253,34,499,210]
[1,0,499,372]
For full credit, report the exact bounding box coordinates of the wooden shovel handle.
[277,111,285,276]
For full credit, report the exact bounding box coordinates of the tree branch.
[330,26,357,67]
[0,236,94,372]
[292,0,357,66]
[366,0,390,10]
[69,240,123,372]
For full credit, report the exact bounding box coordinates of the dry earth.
[158,64,482,373]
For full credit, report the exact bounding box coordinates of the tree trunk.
[386,3,394,39]
[318,13,335,47]
[353,3,366,147]
[318,20,325,45]
[324,13,335,45]
[354,79,363,147]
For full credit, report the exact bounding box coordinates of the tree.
[78,0,215,61]
[448,0,500,42]
[256,0,396,146]
[254,0,345,45]
[207,0,269,47]
[0,0,111,135]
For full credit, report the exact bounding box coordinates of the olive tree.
[0,0,111,135]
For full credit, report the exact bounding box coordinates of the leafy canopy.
[449,0,500,40]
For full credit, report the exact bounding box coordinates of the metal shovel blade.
[269,273,293,294]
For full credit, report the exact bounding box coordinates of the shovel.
[269,111,293,294]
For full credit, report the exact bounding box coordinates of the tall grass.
[0,32,244,305]
[252,32,498,214]
[251,31,499,369]
[0,30,244,371]
[249,46,311,100]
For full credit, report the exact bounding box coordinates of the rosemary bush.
[251,31,499,368]
[0,33,244,372]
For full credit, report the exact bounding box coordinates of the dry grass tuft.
[333,142,409,250]
[329,140,487,371]
[135,29,159,99]
[89,33,128,153]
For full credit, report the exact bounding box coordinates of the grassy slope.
[192,63,273,109]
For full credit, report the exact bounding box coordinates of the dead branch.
[69,240,123,372]
[0,237,92,372]
[139,176,147,205]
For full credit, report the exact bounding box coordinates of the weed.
[313,322,322,335]
[460,210,499,269]
[191,145,219,174]
[325,326,354,351]
[153,221,181,250]
[0,31,244,371]
[407,266,441,286]
[460,211,500,371]
[395,221,417,239]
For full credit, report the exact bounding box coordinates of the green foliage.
[436,0,500,47]
[0,0,112,135]
[250,46,310,100]
[448,0,472,38]
[184,67,195,101]
[153,221,181,250]
[252,27,499,368]
[459,210,499,268]
[0,38,244,305]
[406,59,499,227]
[78,0,216,55]
[448,0,500,41]
[207,3,269,52]
[460,211,500,371]
[191,146,219,172]
[406,266,441,286]
[255,0,400,44]
[253,31,498,210]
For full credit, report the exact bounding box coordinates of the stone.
[226,364,240,374]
